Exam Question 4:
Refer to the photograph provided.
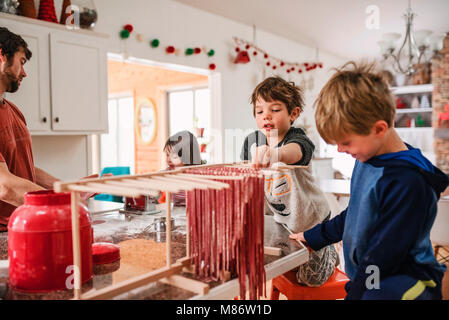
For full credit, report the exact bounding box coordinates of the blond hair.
[314,61,395,144]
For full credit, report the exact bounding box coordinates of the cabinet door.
[49,32,107,132]
[1,21,51,132]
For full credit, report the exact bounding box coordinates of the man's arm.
[35,166,60,189]
[0,162,44,207]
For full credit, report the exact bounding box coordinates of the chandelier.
[377,0,444,76]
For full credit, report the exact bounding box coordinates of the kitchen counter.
[0,200,308,300]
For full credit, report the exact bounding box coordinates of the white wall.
[92,0,346,161]
[30,0,346,177]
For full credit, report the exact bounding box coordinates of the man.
[0,27,94,232]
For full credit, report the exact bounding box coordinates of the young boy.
[161,130,202,206]
[241,76,338,287]
[291,62,449,299]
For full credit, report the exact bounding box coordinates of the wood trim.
[159,275,210,295]
[80,262,185,300]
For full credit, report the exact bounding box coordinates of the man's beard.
[1,69,21,93]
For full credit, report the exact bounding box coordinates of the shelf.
[396,127,433,132]
[396,108,433,114]
[390,84,433,95]
[0,12,109,38]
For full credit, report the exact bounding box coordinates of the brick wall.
[433,32,449,173]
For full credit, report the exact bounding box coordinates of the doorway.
[92,54,221,175]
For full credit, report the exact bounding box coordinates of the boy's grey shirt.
[240,127,315,166]
[241,127,337,286]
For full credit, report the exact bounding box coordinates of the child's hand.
[289,232,306,242]
[250,145,279,169]
[289,232,314,252]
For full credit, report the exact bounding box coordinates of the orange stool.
[270,268,349,300]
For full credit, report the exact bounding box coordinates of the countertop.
[0,199,308,300]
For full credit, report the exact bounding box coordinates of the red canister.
[8,190,93,292]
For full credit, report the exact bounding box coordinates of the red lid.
[24,190,71,206]
[92,242,120,265]
[8,190,91,232]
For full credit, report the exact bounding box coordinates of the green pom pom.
[185,48,194,55]
[120,29,130,39]
[150,39,160,48]
[207,49,215,57]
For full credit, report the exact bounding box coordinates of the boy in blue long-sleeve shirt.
[291,62,449,300]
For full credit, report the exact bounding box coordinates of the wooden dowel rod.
[135,178,182,192]
[104,180,159,196]
[150,176,209,190]
[54,170,180,192]
[70,192,82,300]
[80,262,184,300]
[264,246,282,256]
[177,173,244,181]
[171,174,230,188]
[121,178,180,193]
[166,192,171,268]
[67,184,141,198]
[159,275,209,295]
[85,182,144,196]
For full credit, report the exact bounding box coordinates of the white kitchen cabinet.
[49,32,108,132]
[1,13,108,134]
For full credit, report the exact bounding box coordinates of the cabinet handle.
[42,117,47,123]
[54,117,59,123]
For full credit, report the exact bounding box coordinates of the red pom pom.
[291,67,295,71]
[264,53,268,59]
[209,63,216,70]
[245,44,250,50]
[273,66,277,70]
[319,63,323,68]
[124,24,133,33]
[235,47,240,52]
[166,46,175,54]
[266,62,270,66]
[304,63,309,67]
[194,47,201,54]
[298,69,302,73]
[287,70,291,73]
[280,61,285,67]
[253,51,258,56]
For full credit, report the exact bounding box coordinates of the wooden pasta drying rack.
[53,162,307,300]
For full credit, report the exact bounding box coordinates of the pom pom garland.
[123,24,134,33]
[233,36,322,74]
[150,39,160,48]
[166,46,175,54]
[120,29,130,39]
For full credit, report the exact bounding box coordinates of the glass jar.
[71,0,98,29]
[0,0,19,14]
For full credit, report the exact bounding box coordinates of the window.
[168,87,211,163]
[100,96,135,174]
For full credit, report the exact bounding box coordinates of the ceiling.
[174,0,449,61]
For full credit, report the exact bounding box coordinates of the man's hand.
[250,144,279,169]
[79,173,113,201]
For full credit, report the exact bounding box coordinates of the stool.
[270,268,349,300]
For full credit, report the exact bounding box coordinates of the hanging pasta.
[185,166,266,300]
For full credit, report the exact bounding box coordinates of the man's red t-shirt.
[0,99,36,231]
